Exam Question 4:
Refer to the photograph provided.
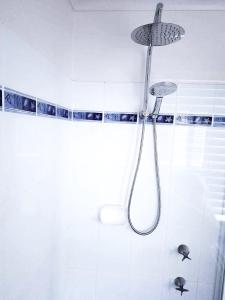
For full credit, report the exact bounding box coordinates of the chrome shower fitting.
[178,244,192,261]
[131,22,185,47]
[131,1,185,48]
[150,82,177,117]
[128,2,185,236]
[174,277,189,296]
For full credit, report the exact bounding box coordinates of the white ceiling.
[69,0,225,11]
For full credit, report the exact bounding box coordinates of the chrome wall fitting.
[174,277,189,296]
[178,244,191,261]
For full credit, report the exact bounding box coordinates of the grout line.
[2,85,225,127]
[71,9,225,13]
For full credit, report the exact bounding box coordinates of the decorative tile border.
[1,86,225,128]
[0,87,2,110]
[57,106,72,120]
[139,114,174,124]
[73,111,103,122]
[176,115,212,126]
[4,88,36,115]
[37,100,56,118]
[213,116,225,127]
[104,112,137,123]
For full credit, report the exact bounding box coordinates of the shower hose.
[127,115,161,235]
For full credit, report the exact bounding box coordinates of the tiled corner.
[4,88,36,115]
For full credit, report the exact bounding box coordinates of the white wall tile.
[71,81,105,110]
[97,226,131,273]
[96,271,129,300]
[128,274,162,300]
[62,269,96,300]
[196,283,215,300]
[105,82,143,112]
[161,277,197,300]
[72,11,225,82]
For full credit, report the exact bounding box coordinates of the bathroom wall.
[0,1,73,299]
[58,8,225,300]
[0,0,73,104]
[1,2,225,300]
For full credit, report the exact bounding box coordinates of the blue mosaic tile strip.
[104,112,137,123]
[73,111,103,122]
[37,100,56,117]
[139,114,174,124]
[2,86,225,130]
[213,116,225,127]
[57,106,70,120]
[4,88,36,114]
[176,115,212,126]
[0,88,2,110]
[68,110,73,120]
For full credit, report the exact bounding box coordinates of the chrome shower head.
[150,81,177,97]
[131,22,185,46]
[150,82,177,117]
[131,2,185,46]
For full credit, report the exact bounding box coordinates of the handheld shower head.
[150,82,177,117]
[150,81,177,97]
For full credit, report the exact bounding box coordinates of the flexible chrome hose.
[128,116,161,235]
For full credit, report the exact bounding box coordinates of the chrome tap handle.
[174,277,189,296]
[178,244,191,261]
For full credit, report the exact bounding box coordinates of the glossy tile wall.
[59,83,225,300]
[62,7,225,300]
[0,1,73,299]
[0,0,73,106]
[1,1,225,300]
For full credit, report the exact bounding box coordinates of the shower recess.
[128,3,185,235]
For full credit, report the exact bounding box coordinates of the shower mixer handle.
[174,277,189,296]
[178,244,191,261]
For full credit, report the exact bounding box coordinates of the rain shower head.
[131,22,185,46]
[150,81,177,97]
[131,2,185,46]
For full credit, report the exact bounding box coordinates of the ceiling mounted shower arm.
[154,2,163,23]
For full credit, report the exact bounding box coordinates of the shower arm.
[142,3,163,116]
[142,45,153,116]
[154,2,163,23]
